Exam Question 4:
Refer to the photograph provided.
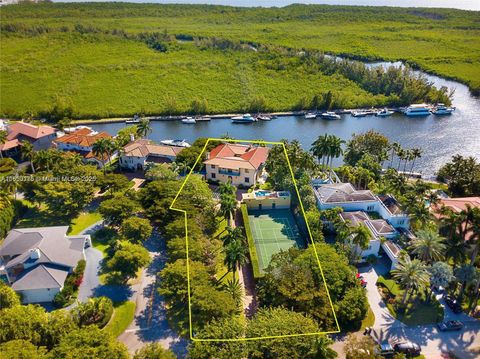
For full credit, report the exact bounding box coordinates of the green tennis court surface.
[248,209,305,273]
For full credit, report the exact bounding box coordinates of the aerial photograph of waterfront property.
[0,0,479,358]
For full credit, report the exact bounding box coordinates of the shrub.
[241,204,261,279]
[0,158,16,173]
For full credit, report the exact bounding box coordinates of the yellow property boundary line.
[170,138,341,342]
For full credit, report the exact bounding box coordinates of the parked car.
[444,295,463,314]
[393,341,421,356]
[437,320,464,332]
[374,342,395,357]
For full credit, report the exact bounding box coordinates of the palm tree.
[409,229,446,264]
[311,134,330,168]
[0,130,7,159]
[222,278,243,307]
[175,161,191,176]
[20,141,35,173]
[391,255,430,305]
[396,148,406,172]
[349,223,371,263]
[92,138,111,174]
[454,264,477,303]
[220,194,237,226]
[410,148,422,173]
[327,135,345,173]
[218,181,236,197]
[389,142,400,168]
[222,226,245,247]
[35,149,56,172]
[137,118,152,138]
[224,239,248,279]
[403,149,413,174]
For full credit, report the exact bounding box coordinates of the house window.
[245,177,250,183]
[211,165,216,169]
[245,169,249,173]
[367,205,374,211]
[211,173,216,179]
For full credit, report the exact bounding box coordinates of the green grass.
[213,216,235,284]
[360,307,375,331]
[69,211,102,235]
[1,3,478,118]
[103,301,136,338]
[377,275,444,326]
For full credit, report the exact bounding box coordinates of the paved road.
[117,233,187,358]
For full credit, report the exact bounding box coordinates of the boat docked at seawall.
[256,114,272,121]
[352,110,369,117]
[432,104,455,115]
[126,115,141,124]
[304,112,317,119]
[404,104,431,117]
[181,117,196,124]
[231,114,257,123]
[320,112,341,120]
[376,108,394,117]
[160,139,191,148]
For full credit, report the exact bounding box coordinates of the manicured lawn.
[377,275,444,326]
[15,200,66,228]
[69,211,102,235]
[103,301,136,338]
[360,307,375,330]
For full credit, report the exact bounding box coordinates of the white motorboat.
[404,104,431,117]
[376,108,394,117]
[320,111,341,120]
[352,110,369,117]
[181,117,196,124]
[126,115,141,124]
[304,112,317,119]
[432,104,455,115]
[231,114,256,123]
[160,139,191,148]
[197,116,211,121]
[257,114,272,121]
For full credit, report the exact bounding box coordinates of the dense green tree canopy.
[107,241,151,282]
[120,217,153,243]
[99,195,140,226]
[344,130,390,167]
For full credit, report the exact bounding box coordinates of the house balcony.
[218,169,241,176]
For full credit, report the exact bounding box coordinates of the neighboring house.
[431,196,480,241]
[0,226,91,303]
[0,122,57,157]
[119,139,184,171]
[204,143,269,187]
[313,182,410,229]
[54,128,116,167]
[242,190,291,210]
[339,211,398,262]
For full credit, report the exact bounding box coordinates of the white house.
[204,143,269,187]
[313,182,410,229]
[54,127,117,167]
[0,226,90,303]
[242,190,291,211]
[119,139,184,171]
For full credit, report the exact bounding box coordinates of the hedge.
[240,204,262,279]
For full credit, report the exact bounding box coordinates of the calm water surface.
[89,65,480,178]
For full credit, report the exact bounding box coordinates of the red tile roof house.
[53,128,117,168]
[0,122,57,157]
[204,143,269,187]
[119,139,184,171]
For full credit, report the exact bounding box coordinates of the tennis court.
[248,209,305,273]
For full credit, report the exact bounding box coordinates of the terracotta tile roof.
[0,139,20,151]
[122,139,183,158]
[204,143,269,170]
[7,122,56,141]
[54,128,112,147]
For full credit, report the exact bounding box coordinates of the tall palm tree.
[35,149,56,172]
[311,134,330,168]
[224,239,248,279]
[0,130,7,159]
[222,278,243,307]
[389,142,400,168]
[391,255,430,305]
[220,194,237,226]
[349,223,371,263]
[396,148,406,172]
[92,138,110,173]
[409,229,446,264]
[410,148,422,173]
[175,161,191,176]
[222,226,245,247]
[455,264,477,303]
[403,149,413,174]
[327,135,345,172]
[137,118,152,138]
[218,181,236,197]
[21,141,35,173]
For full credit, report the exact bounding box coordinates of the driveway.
[117,231,187,358]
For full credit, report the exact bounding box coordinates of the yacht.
[352,110,369,117]
[126,115,141,124]
[432,104,455,115]
[197,116,211,121]
[160,139,191,148]
[404,104,431,117]
[304,112,317,119]
[256,114,272,121]
[181,117,196,124]
[376,108,394,117]
[320,111,341,120]
[231,114,256,123]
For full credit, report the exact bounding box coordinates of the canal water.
[88,64,480,178]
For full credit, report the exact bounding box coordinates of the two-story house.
[204,143,269,187]
[0,122,57,157]
[119,139,184,171]
[54,128,116,167]
[0,226,91,303]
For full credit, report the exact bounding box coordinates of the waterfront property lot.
[248,209,305,272]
